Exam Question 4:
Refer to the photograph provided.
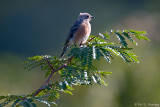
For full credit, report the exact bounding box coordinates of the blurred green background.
[0,0,160,107]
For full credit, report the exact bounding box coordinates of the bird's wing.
[64,19,83,45]
[60,19,83,57]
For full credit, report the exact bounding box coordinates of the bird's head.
[78,13,95,21]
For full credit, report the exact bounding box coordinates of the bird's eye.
[86,15,89,18]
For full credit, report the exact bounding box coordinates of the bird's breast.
[73,22,91,44]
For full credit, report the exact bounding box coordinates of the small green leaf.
[11,99,21,107]
[88,46,93,67]
[92,74,101,85]
[98,71,112,78]
[48,91,60,102]
[128,30,150,41]
[122,32,138,45]
[115,32,128,47]
[34,97,56,106]
[45,71,51,78]
[0,96,6,100]
[66,85,74,90]
[101,79,108,86]
[99,33,110,40]
[62,81,67,90]
[31,103,37,107]
[62,90,73,95]
[95,47,102,60]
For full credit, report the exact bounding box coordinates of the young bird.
[60,12,94,57]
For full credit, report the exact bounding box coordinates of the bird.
[60,12,94,57]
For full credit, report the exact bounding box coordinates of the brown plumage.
[60,13,94,57]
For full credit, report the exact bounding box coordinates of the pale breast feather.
[73,21,91,44]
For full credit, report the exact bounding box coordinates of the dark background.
[0,0,160,107]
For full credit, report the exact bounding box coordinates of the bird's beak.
[91,16,95,18]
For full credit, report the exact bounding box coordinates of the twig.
[32,37,95,97]
[46,58,55,71]
[25,37,95,98]
[85,37,95,45]
[66,55,74,64]
[32,56,73,97]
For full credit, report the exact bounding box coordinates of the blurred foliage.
[0,0,160,107]
[0,30,149,107]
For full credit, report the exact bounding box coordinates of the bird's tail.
[60,45,69,57]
